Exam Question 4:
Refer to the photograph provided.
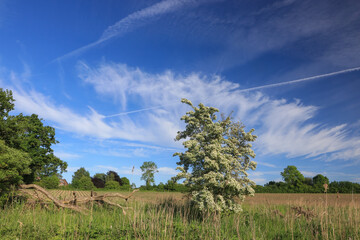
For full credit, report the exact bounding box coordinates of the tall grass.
[0,192,359,239]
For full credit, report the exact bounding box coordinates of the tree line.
[39,165,189,193]
[255,165,360,193]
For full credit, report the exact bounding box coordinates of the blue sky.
[1,0,360,186]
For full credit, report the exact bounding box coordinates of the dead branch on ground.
[19,184,138,214]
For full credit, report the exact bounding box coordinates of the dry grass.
[49,190,360,206]
[1,191,359,239]
[244,193,360,207]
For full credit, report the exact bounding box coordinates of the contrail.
[104,102,180,118]
[237,66,360,92]
[105,106,168,118]
[104,66,360,118]
[53,0,211,62]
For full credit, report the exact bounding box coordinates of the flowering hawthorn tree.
[173,99,257,213]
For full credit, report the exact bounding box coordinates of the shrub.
[77,176,95,190]
[121,177,130,186]
[106,171,122,186]
[39,175,60,189]
[105,180,120,190]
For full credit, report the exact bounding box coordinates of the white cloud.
[8,79,157,143]
[322,145,360,166]
[256,100,354,158]
[79,61,360,163]
[101,0,210,41]
[4,62,360,164]
[158,167,179,175]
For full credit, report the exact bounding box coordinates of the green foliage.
[281,165,305,189]
[121,177,130,186]
[140,161,158,187]
[0,140,32,194]
[0,88,15,120]
[0,88,67,184]
[105,180,120,190]
[93,173,106,182]
[71,167,90,188]
[174,99,257,213]
[256,166,360,193]
[38,175,60,189]
[106,171,123,186]
[157,182,165,191]
[329,181,360,193]
[77,176,95,190]
[158,180,190,193]
[313,174,329,192]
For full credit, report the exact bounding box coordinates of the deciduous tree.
[72,167,90,188]
[174,99,257,213]
[0,88,67,183]
[281,165,305,189]
[140,161,158,187]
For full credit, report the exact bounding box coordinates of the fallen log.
[20,184,86,213]
[19,184,138,214]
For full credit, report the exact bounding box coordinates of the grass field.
[1,191,359,239]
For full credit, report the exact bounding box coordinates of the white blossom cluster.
[174,99,257,213]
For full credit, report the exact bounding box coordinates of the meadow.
[0,191,359,239]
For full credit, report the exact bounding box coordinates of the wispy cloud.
[80,61,360,162]
[99,65,360,117]
[4,62,360,164]
[100,0,205,41]
[54,0,212,61]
